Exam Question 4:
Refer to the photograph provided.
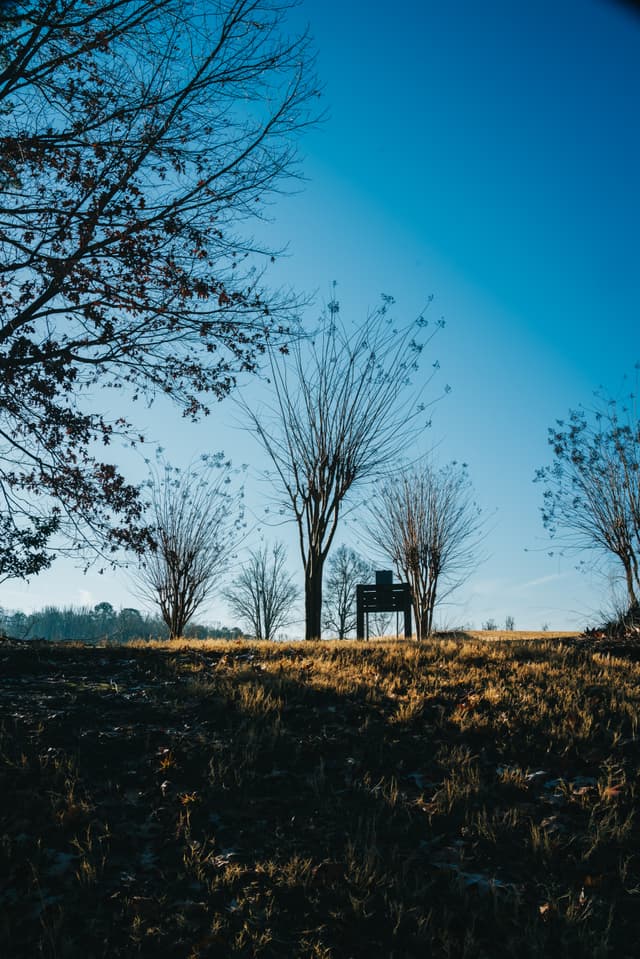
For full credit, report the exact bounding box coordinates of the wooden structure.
[356,571,412,640]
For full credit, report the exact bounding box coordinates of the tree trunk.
[425,582,437,639]
[418,609,431,642]
[623,556,639,609]
[416,589,436,641]
[164,596,188,640]
[304,555,324,640]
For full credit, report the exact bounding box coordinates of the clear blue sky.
[5,0,640,632]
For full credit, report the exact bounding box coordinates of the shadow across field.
[2,637,640,958]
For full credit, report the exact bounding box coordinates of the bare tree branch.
[241,288,445,639]
[223,541,299,639]
[366,461,484,640]
[323,545,372,639]
[135,455,244,638]
[536,381,640,610]
[0,0,318,578]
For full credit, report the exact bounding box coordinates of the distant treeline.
[0,602,244,643]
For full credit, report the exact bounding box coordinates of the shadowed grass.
[1,635,638,957]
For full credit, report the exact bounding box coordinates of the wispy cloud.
[519,573,568,591]
[467,578,508,597]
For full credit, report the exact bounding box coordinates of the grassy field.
[2,633,640,958]
[458,630,581,640]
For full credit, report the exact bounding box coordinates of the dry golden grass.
[1,634,639,957]
[463,629,581,640]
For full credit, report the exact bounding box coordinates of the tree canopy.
[0,0,317,578]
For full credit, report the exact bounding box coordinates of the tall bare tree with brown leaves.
[367,462,483,640]
[0,0,318,578]
[242,290,444,640]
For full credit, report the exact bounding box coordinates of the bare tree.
[242,290,444,639]
[136,456,243,639]
[323,545,372,638]
[367,462,483,640]
[224,541,299,640]
[0,0,317,578]
[536,387,640,610]
[369,610,394,638]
